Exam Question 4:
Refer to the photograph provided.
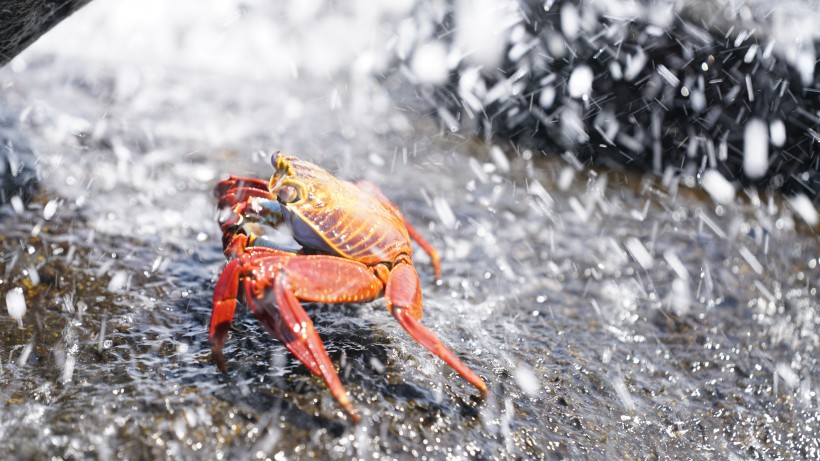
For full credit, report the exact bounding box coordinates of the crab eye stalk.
[278,185,300,203]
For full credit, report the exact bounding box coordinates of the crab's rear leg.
[386,263,488,394]
[251,255,384,423]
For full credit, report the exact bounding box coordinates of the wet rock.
[1,1,818,459]
[399,0,820,200]
[0,0,93,67]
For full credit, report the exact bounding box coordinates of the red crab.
[210,153,487,422]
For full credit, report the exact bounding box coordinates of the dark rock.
[0,0,93,67]
[407,0,820,200]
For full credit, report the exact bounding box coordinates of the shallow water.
[1,1,818,459]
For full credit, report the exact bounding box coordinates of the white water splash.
[623,49,647,81]
[625,238,654,270]
[787,194,818,226]
[560,2,580,40]
[775,362,800,388]
[454,0,513,68]
[513,363,540,397]
[5,288,26,328]
[701,170,735,205]
[62,355,77,383]
[557,166,575,191]
[107,271,128,293]
[410,42,449,85]
[433,197,458,229]
[489,145,511,173]
[17,341,33,366]
[10,195,24,214]
[743,118,769,179]
[663,250,689,281]
[568,65,593,99]
[27,267,40,287]
[769,119,786,147]
[43,199,59,220]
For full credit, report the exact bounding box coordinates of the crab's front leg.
[214,175,270,201]
[210,242,292,368]
[215,175,275,231]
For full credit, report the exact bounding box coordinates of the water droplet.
[5,288,27,328]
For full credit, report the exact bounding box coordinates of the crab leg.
[217,186,272,209]
[356,181,442,279]
[209,251,333,381]
[217,183,285,253]
[214,253,385,422]
[210,247,289,358]
[215,176,275,230]
[401,222,442,280]
[263,256,384,422]
[272,275,361,422]
[386,263,488,394]
[214,175,270,199]
[245,284,321,376]
[210,256,248,372]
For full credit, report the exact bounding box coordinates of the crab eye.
[271,151,283,169]
[278,185,299,203]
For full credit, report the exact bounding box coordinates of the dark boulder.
[1,0,92,67]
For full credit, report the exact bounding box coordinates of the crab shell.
[269,154,412,266]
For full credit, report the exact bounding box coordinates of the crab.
[210,153,487,422]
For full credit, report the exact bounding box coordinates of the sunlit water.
[1,1,818,459]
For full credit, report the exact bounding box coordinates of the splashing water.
[0,1,817,460]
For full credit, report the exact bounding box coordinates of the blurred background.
[0,1,817,459]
